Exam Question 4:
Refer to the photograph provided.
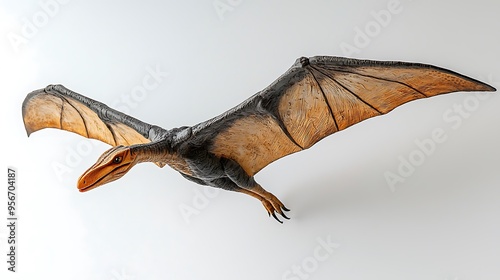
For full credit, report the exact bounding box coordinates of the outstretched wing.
[192,56,496,176]
[22,84,166,148]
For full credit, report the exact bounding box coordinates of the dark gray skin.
[134,123,291,220]
[30,84,290,221]
[23,56,496,223]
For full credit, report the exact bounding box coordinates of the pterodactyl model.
[22,56,496,222]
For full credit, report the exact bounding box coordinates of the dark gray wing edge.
[23,84,168,141]
[190,55,496,137]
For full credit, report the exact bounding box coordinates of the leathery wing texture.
[21,56,496,223]
[212,115,302,176]
[23,91,150,146]
[211,59,494,179]
[277,62,492,149]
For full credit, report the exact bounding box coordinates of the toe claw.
[259,191,290,223]
[271,212,283,224]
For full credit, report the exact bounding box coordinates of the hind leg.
[184,150,290,222]
[241,184,290,223]
[218,158,290,223]
[209,177,289,223]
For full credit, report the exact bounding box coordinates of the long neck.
[130,140,174,163]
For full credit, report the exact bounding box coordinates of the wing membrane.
[202,56,495,176]
[22,85,154,146]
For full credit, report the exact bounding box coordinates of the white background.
[1,1,499,279]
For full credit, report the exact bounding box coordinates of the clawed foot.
[260,192,290,223]
[237,184,291,223]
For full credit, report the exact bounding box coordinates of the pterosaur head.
[78,145,138,192]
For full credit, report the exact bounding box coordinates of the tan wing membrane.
[212,115,301,175]
[108,122,150,146]
[308,68,380,130]
[22,90,149,147]
[23,93,65,135]
[278,71,338,149]
[313,67,426,114]
[208,57,495,177]
[317,62,495,96]
[350,66,495,95]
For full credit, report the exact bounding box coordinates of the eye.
[113,156,122,164]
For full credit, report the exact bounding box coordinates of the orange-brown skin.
[22,56,496,223]
[211,115,302,176]
[22,93,151,146]
[77,146,137,192]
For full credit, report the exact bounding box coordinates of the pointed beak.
[77,162,98,192]
[77,168,101,192]
[77,146,136,192]
[77,161,133,192]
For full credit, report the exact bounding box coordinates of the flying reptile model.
[22,56,495,223]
